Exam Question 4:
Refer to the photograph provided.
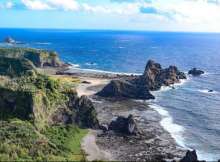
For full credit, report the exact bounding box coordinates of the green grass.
[0,119,88,161]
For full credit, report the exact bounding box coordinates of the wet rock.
[109,114,138,135]
[180,150,206,162]
[188,68,205,76]
[96,79,155,100]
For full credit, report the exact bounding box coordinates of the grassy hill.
[0,47,98,161]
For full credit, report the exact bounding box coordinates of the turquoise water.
[0,29,220,160]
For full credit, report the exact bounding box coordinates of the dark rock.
[82,81,91,84]
[208,90,213,93]
[74,95,99,129]
[97,60,186,100]
[65,90,99,129]
[188,68,205,76]
[139,60,187,90]
[96,79,155,100]
[109,114,138,135]
[180,150,206,162]
[99,124,108,133]
[4,37,15,44]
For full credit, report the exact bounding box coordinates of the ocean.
[0,28,220,161]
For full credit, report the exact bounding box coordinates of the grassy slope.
[0,119,88,161]
[0,47,89,161]
[0,73,88,161]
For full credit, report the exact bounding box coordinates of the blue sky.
[1,0,220,32]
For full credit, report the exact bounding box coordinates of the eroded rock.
[97,60,186,100]
[109,114,138,135]
[188,68,205,76]
[97,79,155,100]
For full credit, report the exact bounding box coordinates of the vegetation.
[0,47,62,69]
[0,119,87,161]
[0,47,98,161]
[0,57,36,77]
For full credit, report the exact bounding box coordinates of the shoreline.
[60,66,187,161]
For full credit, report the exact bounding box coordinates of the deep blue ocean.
[0,28,220,161]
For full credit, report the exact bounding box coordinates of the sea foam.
[149,104,187,148]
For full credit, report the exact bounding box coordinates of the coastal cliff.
[0,48,63,68]
[0,47,98,161]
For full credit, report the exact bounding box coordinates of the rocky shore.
[0,47,209,161]
[72,74,185,161]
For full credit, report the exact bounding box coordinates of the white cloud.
[21,0,52,10]
[21,0,79,11]
[0,1,14,9]
[5,1,14,9]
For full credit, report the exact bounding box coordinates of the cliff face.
[0,73,99,130]
[0,48,63,68]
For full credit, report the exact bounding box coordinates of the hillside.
[0,47,98,161]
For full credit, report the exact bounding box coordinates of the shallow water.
[0,29,220,160]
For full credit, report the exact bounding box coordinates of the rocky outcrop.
[97,60,186,99]
[96,79,155,100]
[188,68,205,76]
[74,95,100,129]
[0,74,99,130]
[137,60,186,90]
[66,90,99,129]
[0,47,64,68]
[179,150,206,162]
[108,114,138,135]
[4,37,16,44]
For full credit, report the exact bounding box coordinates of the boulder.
[109,114,138,135]
[99,124,109,133]
[188,68,205,76]
[96,79,155,100]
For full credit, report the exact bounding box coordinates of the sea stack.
[4,37,16,44]
[97,60,187,100]
[188,68,205,76]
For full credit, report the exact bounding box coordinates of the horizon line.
[1,27,220,34]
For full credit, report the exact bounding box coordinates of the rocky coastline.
[0,47,210,161]
[56,58,208,161]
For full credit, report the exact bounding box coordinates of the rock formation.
[138,60,186,90]
[0,47,64,68]
[96,79,155,100]
[4,37,15,44]
[74,95,100,129]
[108,114,138,135]
[97,60,186,99]
[188,68,205,76]
[180,150,206,162]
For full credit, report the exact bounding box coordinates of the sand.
[81,130,113,161]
